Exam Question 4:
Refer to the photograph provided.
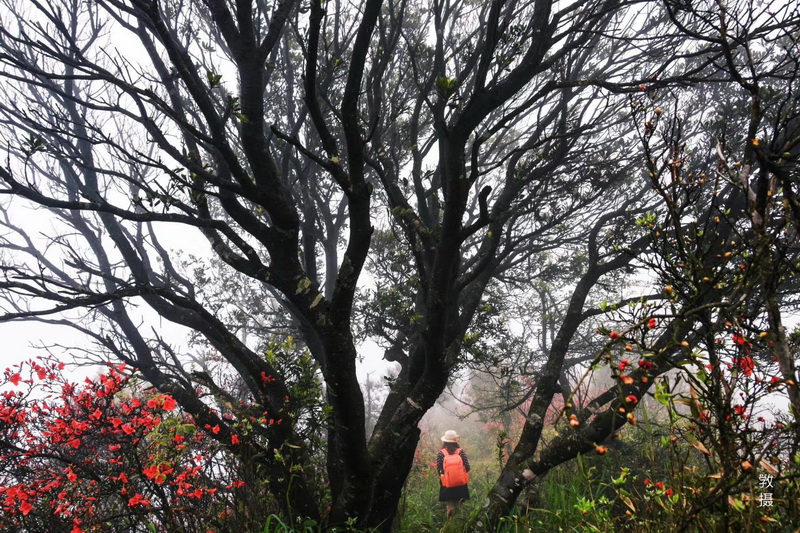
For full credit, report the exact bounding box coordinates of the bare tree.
[474,1,800,526]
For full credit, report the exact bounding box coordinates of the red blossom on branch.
[736,356,755,377]
[732,333,749,346]
[0,358,247,530]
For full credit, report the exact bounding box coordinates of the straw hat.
[440,430,460,443]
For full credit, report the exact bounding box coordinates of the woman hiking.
[437,430,471,518]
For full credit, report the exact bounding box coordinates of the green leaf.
[296,277,312,295]
[206,71,222,88]
[435,76,459,98]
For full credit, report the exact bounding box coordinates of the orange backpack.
[440,448,469,488]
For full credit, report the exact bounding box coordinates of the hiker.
[437,430,471,518]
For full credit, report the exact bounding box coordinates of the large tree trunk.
[364,428,421,531]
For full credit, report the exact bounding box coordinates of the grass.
[259,423,800,532]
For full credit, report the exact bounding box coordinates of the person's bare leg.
[446,501,457,518]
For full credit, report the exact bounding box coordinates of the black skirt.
[439,483,470,502]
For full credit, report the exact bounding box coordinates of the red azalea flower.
[736,356,755,377]
[128,493,150,507]
[162,396,178,411]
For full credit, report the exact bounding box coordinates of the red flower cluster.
[732,333,748,346]
[0,358,247,531]
[644,478,674,497]
[736,356,755,377]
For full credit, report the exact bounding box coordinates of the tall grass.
[258,420,799,532]
[396,468,443,532]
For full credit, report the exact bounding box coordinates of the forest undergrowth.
[260,411,800,532]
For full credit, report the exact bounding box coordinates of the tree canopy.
[0,0,798,530]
